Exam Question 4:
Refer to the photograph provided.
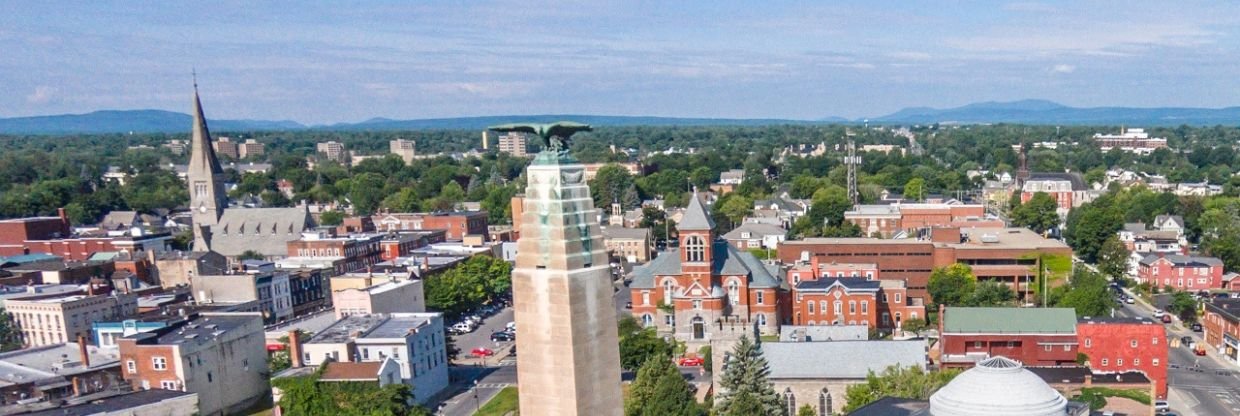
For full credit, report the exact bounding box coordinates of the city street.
[1116,288,1240,416]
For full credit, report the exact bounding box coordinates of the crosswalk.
[475,383,511,389]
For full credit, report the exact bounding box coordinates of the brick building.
[778,227,1072,305]
[1020,172,1093,217]
[118,312,268,416]
[601,227,653,264]
[237,138,264,159]
[938,307,1078,368]
[212,137,239,159]
[0,210,171,261]
[371,211,489,241]
[285,231,385,275]
[1203,298,1240,366]
[1136,254,1224,291]
[785,259,878,286]
[845,203,1000,238]
[629,194,787,340]
[1076,316,1168,398]
[790,278,923,331]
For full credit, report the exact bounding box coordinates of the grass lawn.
[759,334,780,342]
[474,386,519,416]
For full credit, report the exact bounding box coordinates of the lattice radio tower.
[845,138,861,205]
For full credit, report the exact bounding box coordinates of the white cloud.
[1051,64,1076,74]
[25,86,56,104]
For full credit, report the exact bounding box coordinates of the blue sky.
[1,1,1238,124]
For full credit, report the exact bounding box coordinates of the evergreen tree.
[715,335,784,416]
[0,309,22,352]
[625,353,702,416]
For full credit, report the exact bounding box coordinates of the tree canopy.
[625,349,704,416]
[843,365,961,413]
[1011,192,1060,235]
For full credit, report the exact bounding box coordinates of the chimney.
[811,256,820,278]
[58,207,70,235]
[288,330,304,368]
[76,336,90,368]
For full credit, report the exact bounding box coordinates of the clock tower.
[186,80,228,251]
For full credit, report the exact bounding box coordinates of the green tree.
[1064,200,1124,263]
[0,309,21,352]
[967,281,1015,307]
[1096,236,1130,280]
[347,172,387,215]
[238,250,265,261]
[715,336,783,416]
[1054,269,1117,318]
[625,352,704,416]
[618,316,673,371]
[792,185,851,238]
[319,210,345,226]
[1011,192,1061,235]
[842,365,961,413]
[797,404,816,416]
[591,164,637,210]
[717,195,754,229]
[927,263,976,309]
[903,178,926,202]
[1168,291,1198,323]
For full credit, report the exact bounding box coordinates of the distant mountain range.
[868,99,1240,126]
[1,100,1237,134]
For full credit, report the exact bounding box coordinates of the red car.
[677,356,705,366]
[1161,314,1173,324]
[471,347,495,357]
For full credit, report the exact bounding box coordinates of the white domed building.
[929,356,1070,416]
[849,356,1087,416]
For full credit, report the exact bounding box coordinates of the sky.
[2,1,1239,124]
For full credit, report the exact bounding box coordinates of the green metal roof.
[942,307,1077,334]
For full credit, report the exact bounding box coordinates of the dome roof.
[929,356,1067,416]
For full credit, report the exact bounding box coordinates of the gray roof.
[21,390,197,416]
[1138,254,1222,267]
[629,241,782,289]
[129,314,259,345]
[100,211,140,229]
[795,278,881,292]
[361,313,437,339]
[721,223,787,240]
[778,325,868,342]
[1154,214,1185,229]
[601,227,651,240]
[1027,172,1087,191]
[763,340,926,379]
[209,207,313,257]
[677,193,715,231]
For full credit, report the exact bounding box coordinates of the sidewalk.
[1168,388,1201,416]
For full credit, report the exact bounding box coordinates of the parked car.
[1181,336,1194,346]
[1125,297,1135,304]
[1215,292,1232,299]
[506,321,517,332]
[1161,314,1173,324]
[451,322,475,334]
[1194,345,1207,356]
[1153,310,1165,318]
[471,347,495,357]
[677,355,705,367]
[491,331,515,342]
[509,345,517,356]
[1154,400,1170,412]
[624,301,632,309]
[1191,323,1203,332]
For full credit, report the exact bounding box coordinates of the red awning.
[266,344,286,351]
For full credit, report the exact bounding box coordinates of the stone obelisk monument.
[494,122,623,415]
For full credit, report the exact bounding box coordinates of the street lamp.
[473,380,480,412]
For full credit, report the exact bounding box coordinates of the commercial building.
[845,203,1000,238]
[1020,172,1093,217]
[316,141,348,163]
[1203,298,1240,366]
[299,313,449,403]
[496,132,528,157]
[1092,128,1169,155]
[581,162,641,182]
[18,389,199,416]
[791,277,922,331]
[1076,316,1168,398]
[370,211,489,240]
[332,278,425,319]
[1137,254,1223,291]
[285,231,385,275]
[118,312,268,416]
[152,251,228,289]
[7,290,138,347]
[601,227,653,264]
[236,139,264,159]
[938,307,1078,368]
[189,266,292,324]
[765,340,926,415]
[389,139,416,164]
[778,227,1072,304]
[0,342,123,406]
[629,194,787,339]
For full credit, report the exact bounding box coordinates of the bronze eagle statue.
[488,121,592,153]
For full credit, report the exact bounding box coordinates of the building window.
[894,293,902,303]
[819,388,832,416]
[973,341,982,349]
[784,388,796,416]
[848,301,856,314]
[152,357,167,371]
[1101,359,1108,366]
[685,235,707,262]
[1133,358,1140,366]
[1064,345,1071,351]
[207,372,213,382]
[1152,337,1158,345]
[1153,358,1160,366]
[808,301,816,314]
[642,292,650,305]
[757,291,765,304]
[1007,341,1016,348]
[728,280,740,305]
[833,301,842,316]
[665,315,675,326]
[757,314,767,326]
[1084,338,1091,348]
[861,301,868,314]
[693,300,702,310]
[1130,340,1138,348]
[1044,345,1052,352]
[1117,358,1123,366]
[161,380,177,390]
[126,360,136,374]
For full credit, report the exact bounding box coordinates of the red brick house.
[784,258,878,286]
[629,194,788,340]
[1137,254,1224,291]
[1077,317,1169,398]
[790,278,923,331]
[938,307,1078,368]
[1203,298,1240,367]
